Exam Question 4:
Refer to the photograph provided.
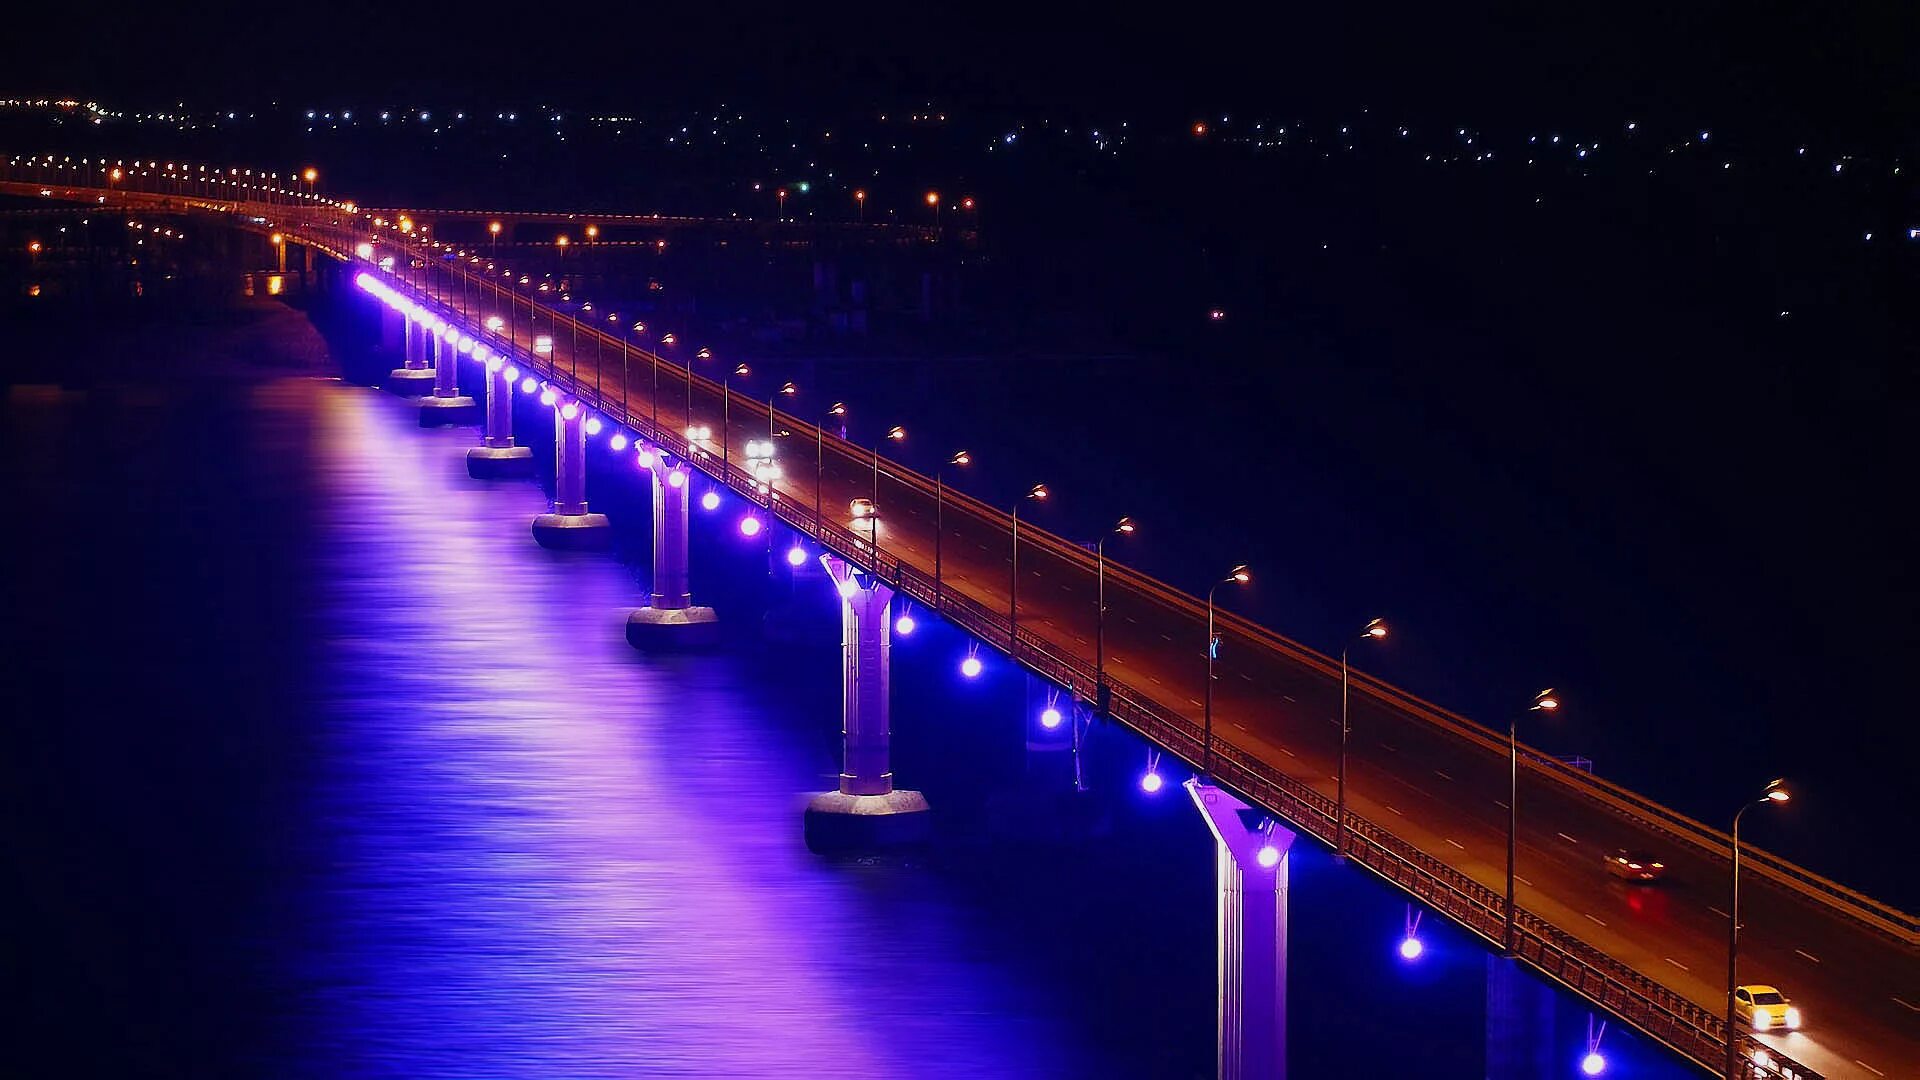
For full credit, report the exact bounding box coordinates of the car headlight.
[1753,1011,1772,1031]
[1784,1007,1801,1029]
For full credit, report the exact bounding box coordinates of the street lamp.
[816,401,846,530]
[1337,618,1389,855]
[1204,566,1251,773]
[1505,688,1561,953]
[1727,778,1791,1078]
[935,450,971,606]
[871,425,907,573]
[1095,517,1137,712]
[854,188,866,222]
[302,166,317,198]
[777,187,787,222]
[720,361,749,476]
[926,190,941,230]
[1009,484,1049,648]
[489,220,502,259]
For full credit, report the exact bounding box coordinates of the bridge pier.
[388,316,435,395]
[1485,956,1557,1080]
[1187,778,1292,1080]
[530,400,611,550]
[418,328,478,426]
[467,357,533,477]
[804,555,930,852]
[626,460,720,647]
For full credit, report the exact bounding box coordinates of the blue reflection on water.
[299,386,1071,1077]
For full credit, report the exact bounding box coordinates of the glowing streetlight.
[1095,516,1136,712]
[1505,688,1560,953]
[1727,778,1791,1077]
[926,190,941,230]
[1008,484,1049,645]
[1204,566,1251,772]
[1338,618,1389,855]
[934,449,971,606]
[854,188,866,222]
[488,219,501,258]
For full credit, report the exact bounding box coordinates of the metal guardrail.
[4,173,1857,1080]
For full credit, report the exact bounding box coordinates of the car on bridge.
[848,498,879,549]
[1604,849,1666,883]
[1733,985,1803,1032]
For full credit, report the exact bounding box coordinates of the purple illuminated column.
[529,400,610,549]
[465,356,533,478]
[650,463,692,609]
[626,461,718,646]
[390,312,436,395]
[801,556,929,851]
[420,330,478,426]
[433,331,458,397]
[831,555,895,795]
[1187,778,1292,1080]
[555,403,588,515]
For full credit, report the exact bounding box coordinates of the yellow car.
[1733,985,1802,1032]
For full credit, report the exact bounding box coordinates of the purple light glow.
[1039,707,1063,730]
[894,614,916,636]
[609,434,629,451]
[637,449,656,469]
[559,402,579,421]
[960,656,983,678]
[520,377,538,394]
[836,579,858,600]
[739,516,762,537]
[786,546,808,568]
[700,491,721,511]
[505,365,520,380]
[1255,844,1281,869]
[1140,771,1164,794]
[1581,1052,1606,1076]
[585,417,603,436]
[540,389,559,407]
[1399,936,1423,961]
[667,471,686,489]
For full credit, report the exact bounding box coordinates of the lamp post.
[926,190,941,231]
[1009,484,1049,649]
[871,425,905,573]
[935,450,971,608]
[854,188,866,223]
[1338,618,1389,855]
[1204,566,1251,773]
[777,187,787,223]
[489,220,501,260]
[1506,688,1561,954]
[1727,778,1791,1078]
[1095,517,1137,713]
[818,402,845,534]
[766,382,797,507]
[720,359,747,478]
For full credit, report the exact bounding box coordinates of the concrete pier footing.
[466,358,530,477]
[627,461,720,648]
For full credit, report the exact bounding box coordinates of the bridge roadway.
[6,175,1914,1079]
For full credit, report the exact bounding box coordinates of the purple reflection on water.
[299,388,1065,1078]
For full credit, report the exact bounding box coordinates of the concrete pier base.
[466,444,535,479]
[626,604,722,649]
[803,789,932,852]
[387,366,436,395]
[418,393,480,426]
[531,511,612,550]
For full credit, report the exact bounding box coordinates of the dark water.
[1,298,1697,1078]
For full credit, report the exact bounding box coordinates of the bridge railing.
[14,178,1846,1080]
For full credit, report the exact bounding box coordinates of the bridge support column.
[467,359,533,478]
[804,555,930,852]
[1484,956,1556,1080]
[1187,778,1291,1080]
[389,316,435,395]
[627,461,720,648]
[530,401,611,550]
[419,329,478,426]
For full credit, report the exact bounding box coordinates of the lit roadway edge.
[397,249,1917,1080]
[6,176,1911,1078]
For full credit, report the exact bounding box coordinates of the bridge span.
[6,165,1914,1080]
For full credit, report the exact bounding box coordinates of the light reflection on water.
[294,385,1068,1078]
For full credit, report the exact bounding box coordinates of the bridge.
[6,158,1915,1080]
